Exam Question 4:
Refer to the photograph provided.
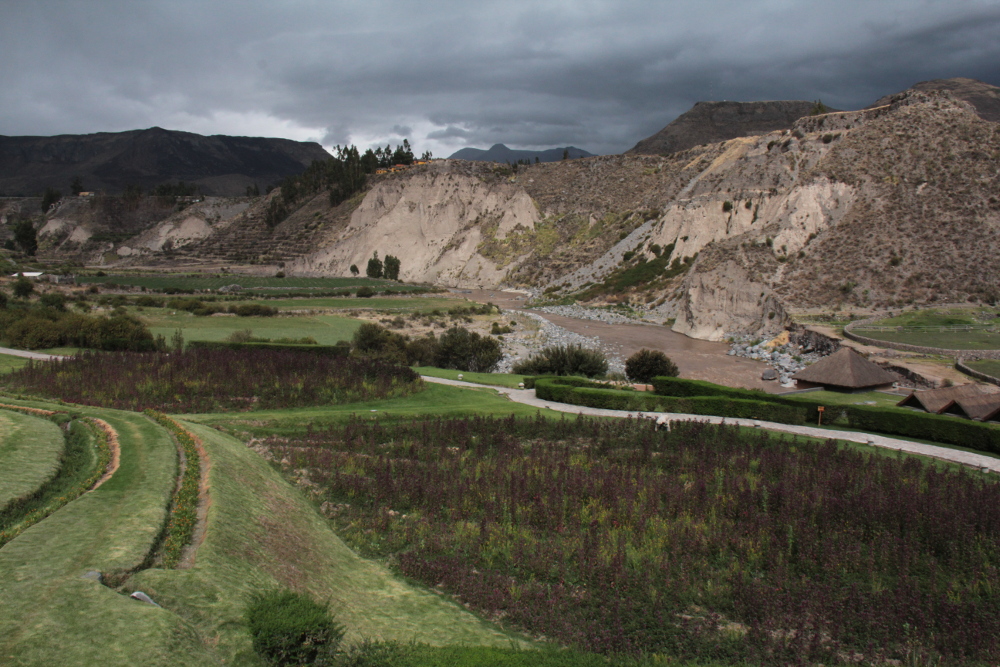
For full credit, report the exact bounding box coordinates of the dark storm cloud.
[1,1,998,156]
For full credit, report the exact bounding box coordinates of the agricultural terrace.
[0,410,64,513]
[3,349,422,412]
[850,306,1000,350]
[266,414,1000,665]
[140,308,364,345]
[77,273,435,294]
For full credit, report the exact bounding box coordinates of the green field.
[0,410,64,512]
[233,295,463,311]
[782,389,905,409]
[967,359,1000,379]
[414,367,529,388]
[78,274,432,293]
[0,354,30,374]
[854,307,1000,350]
[138,308,364,345]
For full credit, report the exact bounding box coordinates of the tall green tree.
[41,187,61,212]
[366,252,383,278]
[383,254,401,280]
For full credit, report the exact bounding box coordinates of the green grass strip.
[0,409,64,513]
[145,411,203,568]
[0,411,111,548]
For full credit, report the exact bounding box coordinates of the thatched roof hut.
[791,347,897,391]
[899,384,1000,421]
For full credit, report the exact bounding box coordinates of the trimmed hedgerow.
[146,411,203,568]
[846,405,1000,455]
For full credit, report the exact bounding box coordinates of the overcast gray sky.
[2,1,999,156]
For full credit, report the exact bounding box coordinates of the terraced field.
[78,274,431,293]
[0,410,64,513]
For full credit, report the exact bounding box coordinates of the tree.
[420,150,433,161]
[562,149,569,160]
[350,264,359,276]
[383,254,401,281]
[12,275,34,299]
[12,219,37,256]
[41,187,61,212]
[435,326,502,372]
[512,344,608,377]
[70,176,84,195]
[625,349,679,383]
[366,252,383,278]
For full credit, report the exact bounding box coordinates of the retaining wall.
[956,359,1000,387]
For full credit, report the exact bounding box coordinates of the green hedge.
[652,376,828,422]
[534,377,808,424]
[846,405,1000,455]
[186,340,350,356]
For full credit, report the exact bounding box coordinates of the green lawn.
[0,401,190,666]
[781,389,905,409]
[138,308,364,345]
[0,354,30,374]
[0,410,64,512]
[414,367,529,388]
[184,382,552,437]
[853,328,1000,350]
[966,359,1000,380]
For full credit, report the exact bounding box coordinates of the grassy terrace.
[0,401,182,665]
[966,359,1000,379]
[77,274,433,293]
[0,410,64,513]
[853,306,1000,349]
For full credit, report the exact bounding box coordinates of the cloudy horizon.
[2,1,999,156]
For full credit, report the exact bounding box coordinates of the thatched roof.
[791,347,898,389]
[901,383,1000,420]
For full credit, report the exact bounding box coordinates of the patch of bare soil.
[463,290,779,392]
[87,418,120,492]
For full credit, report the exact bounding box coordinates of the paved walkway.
[0,347,66,361]
[422,376,1000,473]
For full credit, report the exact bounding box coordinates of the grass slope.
[0,410,64,512]
[0,354,30,374]
[127,420,524,664]
[0,401,193,666]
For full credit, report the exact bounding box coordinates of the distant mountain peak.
[448,144,594,163]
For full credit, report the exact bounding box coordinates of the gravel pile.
[727,335,825,385]
[534,304,642,325]
[496,311,625,375]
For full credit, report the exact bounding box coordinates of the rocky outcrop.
[870,77,1000,123]
[290,163,542,287]
[672,259,789,341]
[627,100,833,156]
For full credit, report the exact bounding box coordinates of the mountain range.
[0,127,331,197]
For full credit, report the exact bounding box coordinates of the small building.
[10,272,44,280]
[898,384,1000,421]
[791,347,898,392]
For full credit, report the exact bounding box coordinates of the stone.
[761,369,778,381]
[130,591,160,607]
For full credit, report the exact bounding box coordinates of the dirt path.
[459,289,778,392]
[422,376,1000,473]
[0,347,66,361]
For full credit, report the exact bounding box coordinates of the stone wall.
[956,359,1000,387]
[843,316,1000,361]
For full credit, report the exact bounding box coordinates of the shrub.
[625,349,678,383]
[722,200,733,213]
[12,276,33,299]
[512,344,608,378]
[351,322,407,363]
[355,286,375,298]
[244,589,344,666]
[435,326,502,372]
[230,303,278,317]
[405,334,439,366]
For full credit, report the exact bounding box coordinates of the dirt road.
[459,289,779,392]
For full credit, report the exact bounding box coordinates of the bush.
[846,405,1000,455]
[244,589,344,666]
[355,286,375,298]
[351,322,407,363]
[435,326,502,372]
[230,303,278,317]
[625,349,678,383]
[513,344,608,378]
[12,276,34,299]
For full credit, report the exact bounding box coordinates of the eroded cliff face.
[672,259,789,341]
[290,164,541,287]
